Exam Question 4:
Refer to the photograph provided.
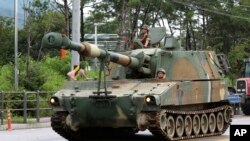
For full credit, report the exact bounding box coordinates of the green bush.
[0,55,99,117]
[0,65,14,90]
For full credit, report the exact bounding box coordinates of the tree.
[18,0,65,90]
[22,0,66,59]
[0,16,14,66]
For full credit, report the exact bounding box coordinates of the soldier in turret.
[133,25,151,49]
[156,68,166,79]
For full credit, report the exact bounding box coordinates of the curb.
[0,117,51,131]
[0,122,51,131]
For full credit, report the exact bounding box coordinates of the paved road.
[0,115,249,141]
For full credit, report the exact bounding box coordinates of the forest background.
[1,0,250,91]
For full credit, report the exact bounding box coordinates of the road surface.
[0,115,249,141]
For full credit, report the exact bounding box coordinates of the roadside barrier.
[0,91,55,125]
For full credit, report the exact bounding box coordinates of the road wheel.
[166,115,175,138]
[208,113,216,133]
[224,107,232,123]
[193,114,200,135]
[176,115,184,137]
[159,110,167,131]
[184,115,192,137]
[216,112,224,132]
[200,113,208,134]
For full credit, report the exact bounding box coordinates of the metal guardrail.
[87,41,126,51]
[0,91,55,125]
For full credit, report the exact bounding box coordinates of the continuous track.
[51,104,233,141]
[148,104,233,140]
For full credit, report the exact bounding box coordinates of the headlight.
[50,98,55,103]
[49,97,59,106]
[144,96,156,105]
[145,97,151,103]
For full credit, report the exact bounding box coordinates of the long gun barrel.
[42,32,151,73]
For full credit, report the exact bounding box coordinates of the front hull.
[66,96,138,128]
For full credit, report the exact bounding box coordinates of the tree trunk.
[152,1,162,27]
[80,1,84,41]
[185,24,191,50]
[117,0,128,51]
[131,5,141,42]
[141,4,150,28]
[202,10,207,50]
[189,21,196,50]
[25,1,31,77]
[64,0,70,36]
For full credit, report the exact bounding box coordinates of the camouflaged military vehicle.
[42,27,233,141]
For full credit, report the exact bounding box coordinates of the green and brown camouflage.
[42,28,233,141]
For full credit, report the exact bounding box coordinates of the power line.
[217,0,250,9]
[170,0,250,22]
[238,4,250,8]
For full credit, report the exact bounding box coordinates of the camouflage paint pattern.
[42,32,229,133]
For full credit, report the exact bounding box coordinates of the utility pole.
[71,0,80,70]
[94,23,104,70]
[14,0,19,90]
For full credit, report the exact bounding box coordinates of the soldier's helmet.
[157,68,166,74]
[141,25,149,31]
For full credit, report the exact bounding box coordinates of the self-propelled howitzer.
[42,31,233,141]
